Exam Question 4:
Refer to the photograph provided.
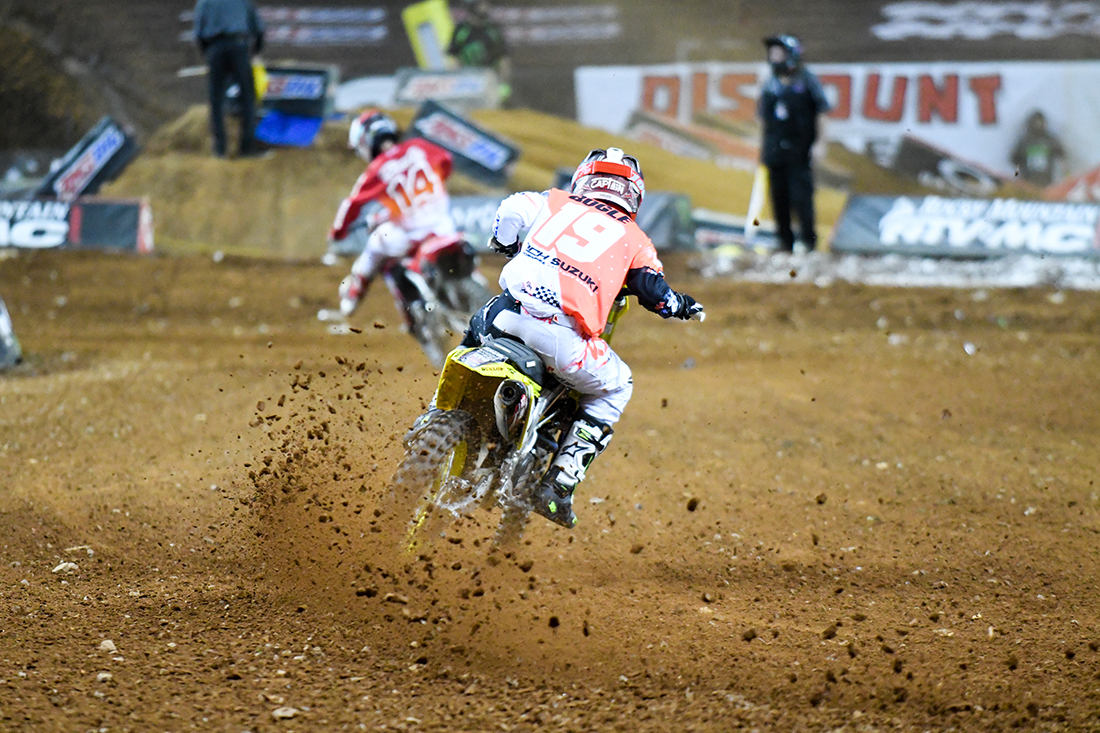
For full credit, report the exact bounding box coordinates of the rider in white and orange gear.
[332,110,457,317]
[466,147,704,528]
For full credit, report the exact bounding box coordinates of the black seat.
[479,337,548,385]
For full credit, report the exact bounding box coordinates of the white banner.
[576,61,1100,179]
[873,2,1100,41]
[470,4,622,46]
[179,6,389,47]
[832,195,1100,258]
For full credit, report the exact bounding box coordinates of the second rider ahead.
[332,110,459,319]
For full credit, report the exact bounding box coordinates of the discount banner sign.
[576,60,1100,180]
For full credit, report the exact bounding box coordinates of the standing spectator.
[448,0,512,103]
[757,34,830,252]
[1011,110,1066,187]
[0,294,21,370]
[194,0,265,158]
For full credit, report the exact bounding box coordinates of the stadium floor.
[2,250,1099,730]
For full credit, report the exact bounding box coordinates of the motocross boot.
[533,415,613,528]
[339,274,369,317]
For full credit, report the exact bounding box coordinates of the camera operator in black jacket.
[757,35,830,252]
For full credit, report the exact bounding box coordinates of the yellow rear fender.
[434,346,543,411]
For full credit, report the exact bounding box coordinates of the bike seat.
[480,337,548,385]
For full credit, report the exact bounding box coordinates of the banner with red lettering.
[575,61,1100,180]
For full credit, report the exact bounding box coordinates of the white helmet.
[570,147,645,218]
[348,110,399,161]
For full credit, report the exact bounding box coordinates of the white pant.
[349,222,412,281]
[492,308,632,425]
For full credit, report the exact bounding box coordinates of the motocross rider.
[332,110,458,318]
[468,147,704,528]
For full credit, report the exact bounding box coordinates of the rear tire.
[407,300,450,368]
[445,276,493,317]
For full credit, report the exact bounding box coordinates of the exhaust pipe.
[493,380,530,444]
[497,381,522,407]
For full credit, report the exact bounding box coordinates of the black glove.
[488,236,519,258]
[657,291,704,320]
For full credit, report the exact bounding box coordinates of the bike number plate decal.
[457,349,497,369]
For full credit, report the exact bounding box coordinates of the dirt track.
[3,249,1100,731]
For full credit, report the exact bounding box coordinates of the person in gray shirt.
[193,0,265,158]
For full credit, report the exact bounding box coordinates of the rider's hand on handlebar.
[658,291,704,321]
[488,236,519,258]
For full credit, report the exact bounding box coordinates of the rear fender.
[433,346,543,412]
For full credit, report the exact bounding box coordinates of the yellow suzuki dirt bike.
[392,294,632,547]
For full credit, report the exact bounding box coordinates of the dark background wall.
[3,0,1099,146]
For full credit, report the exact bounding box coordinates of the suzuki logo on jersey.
[521,246,599,293]
[552,257,599,293]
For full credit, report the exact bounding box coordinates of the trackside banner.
[409,101,520,186]
[0,198,154,253]
[36,117,139,201]
[262,65,336,118]
[394,68,502,110]
[830,195,1100,258]
[179,7,390,48]
[575,61,1100,179]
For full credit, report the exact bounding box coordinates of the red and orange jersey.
[499,189,663,337]
[330,138,455,243]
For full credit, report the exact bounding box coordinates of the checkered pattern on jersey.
[522,284,562,309]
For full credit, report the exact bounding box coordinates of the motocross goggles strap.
[573,157,645,196]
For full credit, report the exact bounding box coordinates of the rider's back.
[334,138,456,243]
[499,189,662,338]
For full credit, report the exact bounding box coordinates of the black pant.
[766,160,816,252]
[204,38,257,156]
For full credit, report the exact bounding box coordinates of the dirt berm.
[104,106,850,258]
